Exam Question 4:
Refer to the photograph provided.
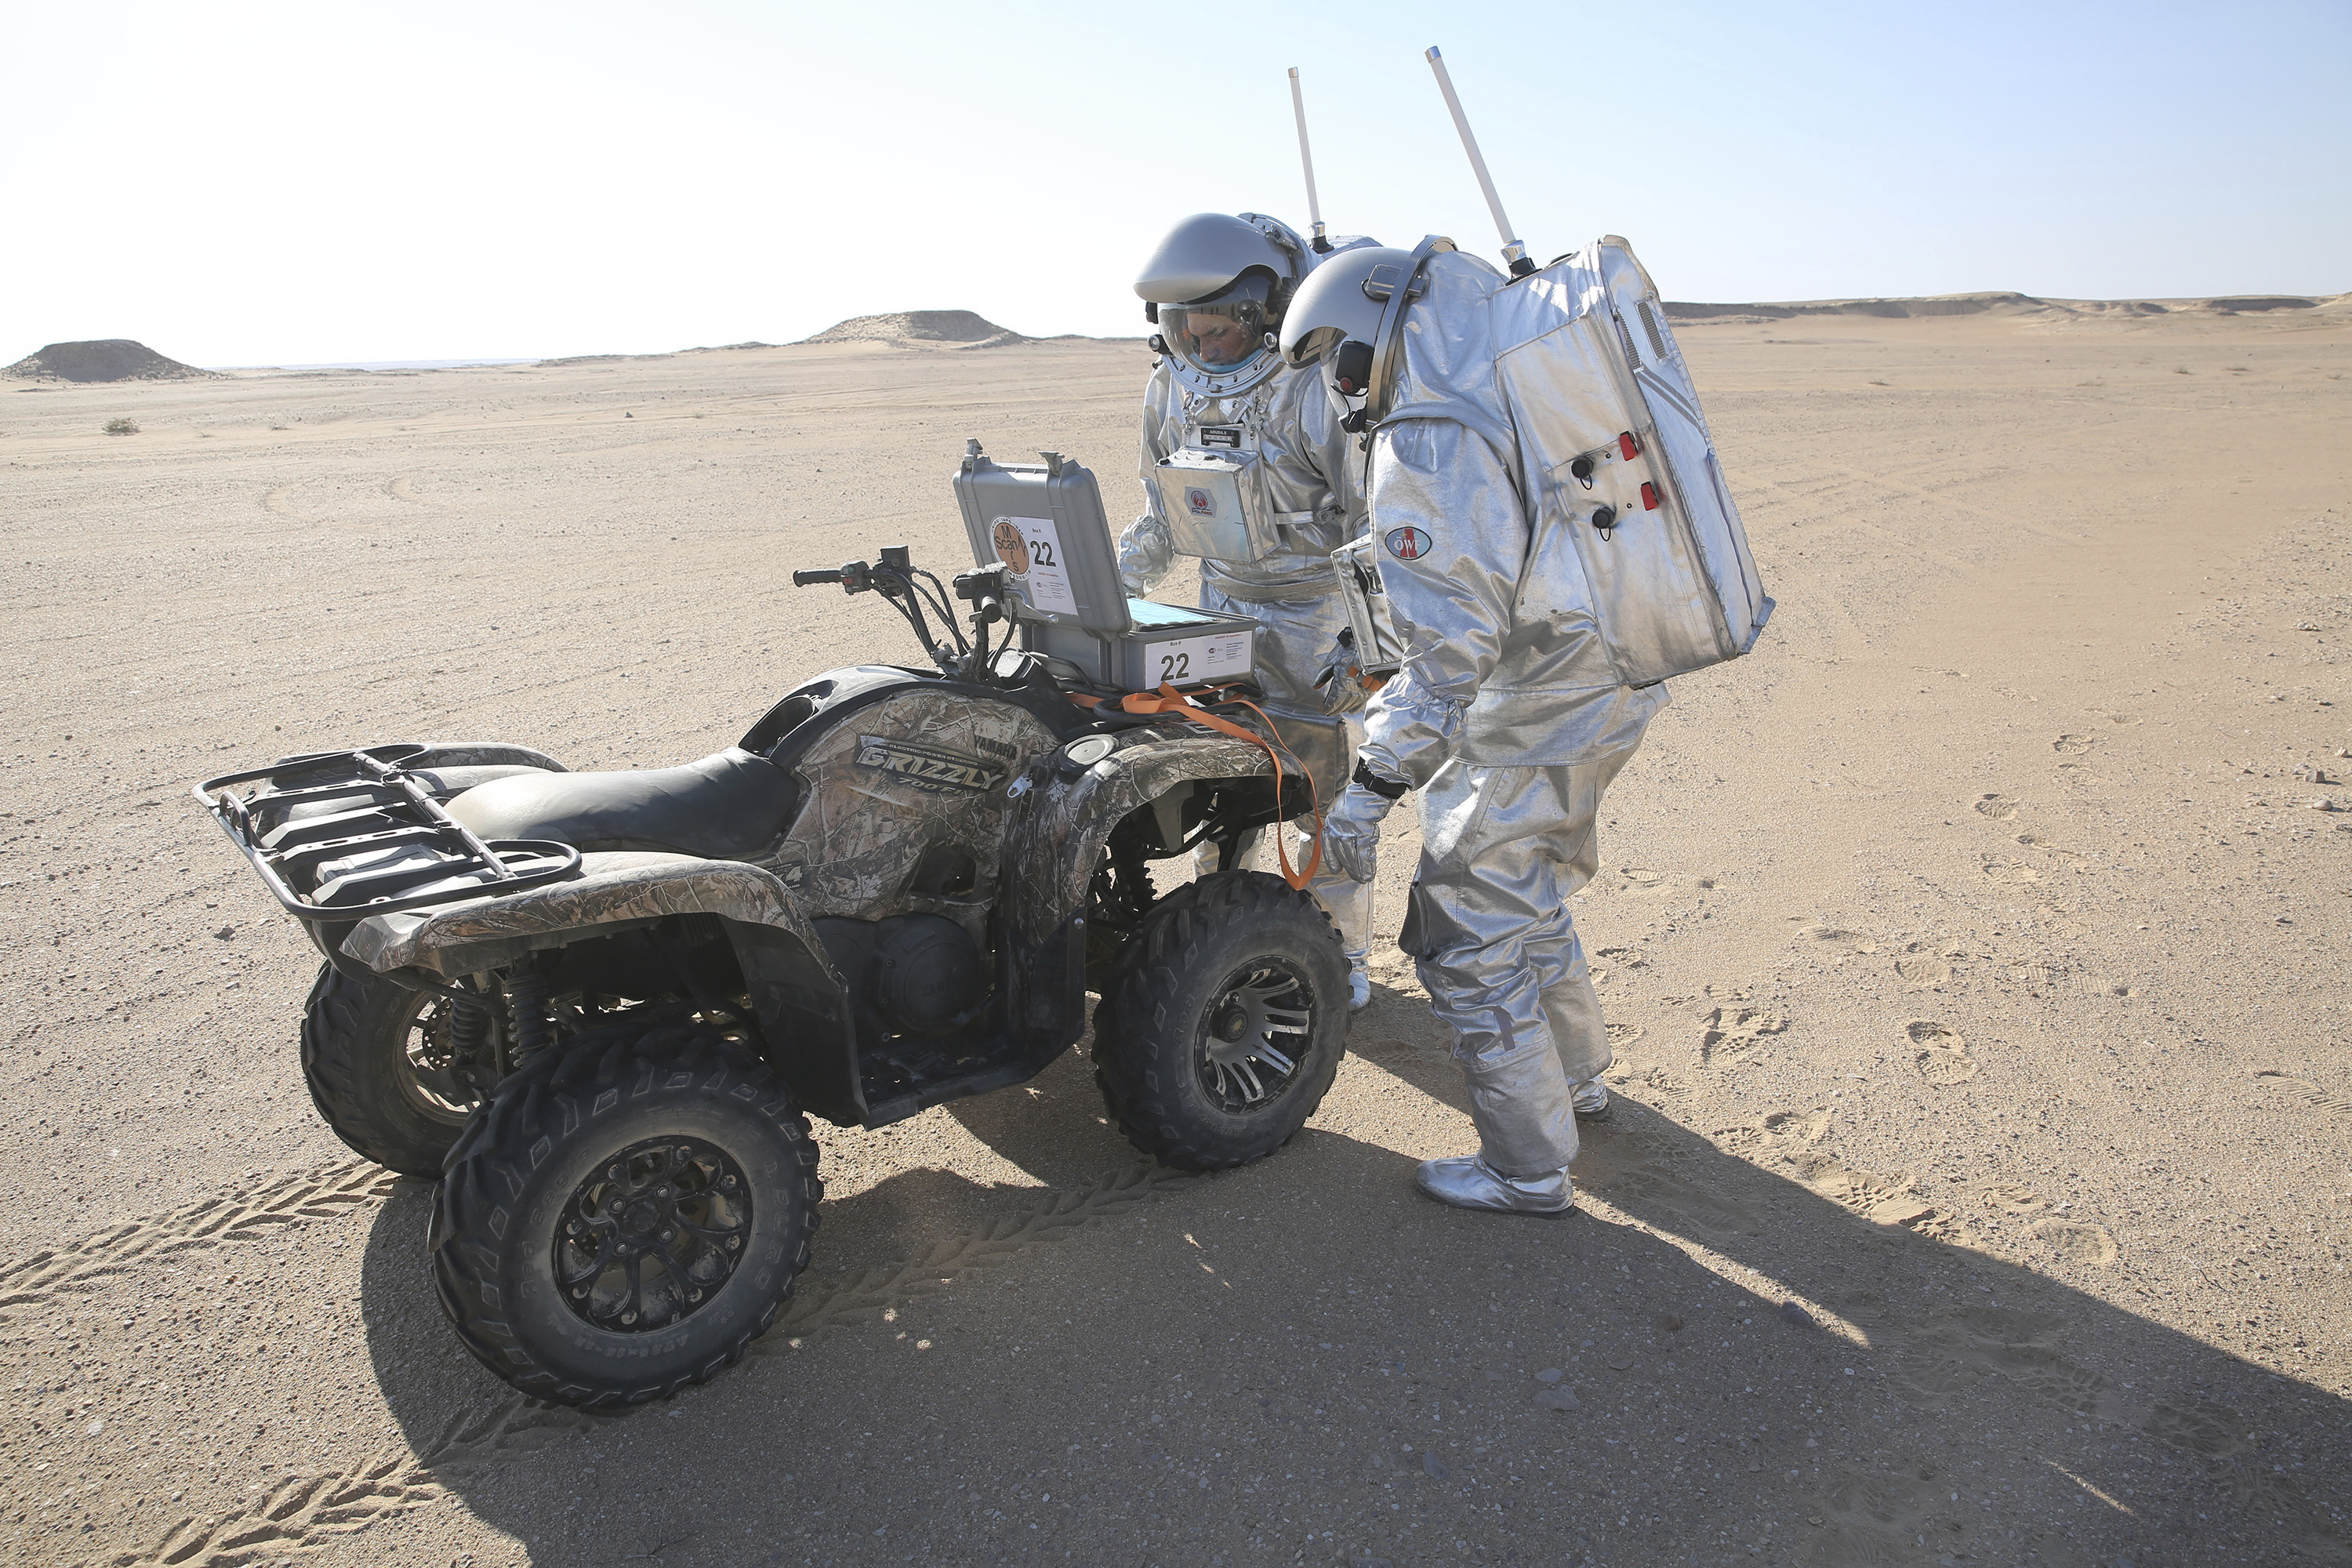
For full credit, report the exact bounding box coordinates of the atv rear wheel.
[430,1022,819,1407]
[299,963,486,1178]
[1092,871,1347,1172]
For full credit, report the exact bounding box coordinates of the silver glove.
[1319,779,1397,884]
[1312,626,1373,716]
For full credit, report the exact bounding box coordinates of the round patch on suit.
[1186,487,1216,517]
[990,518,1030,574]
[1384,526,1432,561]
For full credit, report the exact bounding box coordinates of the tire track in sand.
[120,1161,1196,1566]
[0,1160,397,1323]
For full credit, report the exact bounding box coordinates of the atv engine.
[816,913,985,1038]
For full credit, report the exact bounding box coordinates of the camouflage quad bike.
[194,543,1348,1407]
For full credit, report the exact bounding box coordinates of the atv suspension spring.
[504,970,555,1069]
[447,990,494,1087]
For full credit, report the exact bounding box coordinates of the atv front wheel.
[430,1022,819,1407]
[300,963,486,1178]
[1092,871,1347,1172]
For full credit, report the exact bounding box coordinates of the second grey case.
[1329,535,1406,677]
[953,446,1131,635]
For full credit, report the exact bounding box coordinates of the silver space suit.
[1290,244,1668,1213]
[1118,213,1376,1002]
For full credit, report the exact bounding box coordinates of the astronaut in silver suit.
[1118,212,1380,1010]
[1279,239,1668,1214]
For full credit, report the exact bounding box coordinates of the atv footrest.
[858,1034,1042,1127]
[194,748,580,922]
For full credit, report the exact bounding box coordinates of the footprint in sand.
[2031,1218,2120,1265]
[1980,855,2040,885]
[1605,1021,1646,1047]
[1761,1109,1831,1143]
[2253,1069,2352,1116]
[1780,1146,1933,1226]
[1592,948,1647,989]
[2014,832,2088,865]
[1973,793,2020,819]
[1894,944,1952,989]
[1609,1063,1689,1097]
[1976,1180,2047,1214]
[1809,1467,1955,1562]
[2053,734,2096,754]
[1700,1005,1787,1065]
[1909,1021,1979,1085]
[1795,921,1878,953]
[1715,1105,1831,1155]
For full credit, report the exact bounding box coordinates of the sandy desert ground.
[0,298,2347,1568]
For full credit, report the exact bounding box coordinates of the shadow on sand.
[328,1026,2347,1568]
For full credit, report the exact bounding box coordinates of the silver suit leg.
[1403,750,1639,1178]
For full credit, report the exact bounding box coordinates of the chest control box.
[1151,446,1286,564]
[954,443,1258,692]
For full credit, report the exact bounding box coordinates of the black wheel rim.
[1196,959,1316,1113]
[399,996,481,1122]
[554,1136,753,1333]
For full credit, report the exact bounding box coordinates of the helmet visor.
[1160,274,1275,377]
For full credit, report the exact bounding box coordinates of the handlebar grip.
[792,568,844,587]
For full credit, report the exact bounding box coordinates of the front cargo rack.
[194,747,580,922]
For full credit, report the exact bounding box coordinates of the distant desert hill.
[1663,290,2350,325]
[799,310,1029,350]
[3,339,219,383]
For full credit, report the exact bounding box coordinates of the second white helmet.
[1134,212,1314,397]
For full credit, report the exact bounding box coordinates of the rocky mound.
[2,339,217,383]
[1664,292,2045,322]
[799,310,1027,350]
[1664,291,2348,324]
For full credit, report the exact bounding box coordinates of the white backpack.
[1486,236,1772,684]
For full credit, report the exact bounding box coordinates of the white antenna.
[1425,46,1532,275]
[1287,67,1330,253]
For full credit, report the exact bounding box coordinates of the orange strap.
[1069,683,1324,890]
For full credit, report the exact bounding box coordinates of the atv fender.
[396,742,568,773]
[1002,726,1272,957]
[340,850,862,1124]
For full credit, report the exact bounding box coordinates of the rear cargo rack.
[194,748,580,922]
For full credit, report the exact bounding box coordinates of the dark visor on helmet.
[1160,272,1277,376]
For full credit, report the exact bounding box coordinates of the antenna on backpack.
[1425,46,1534,277]
[1287,67,1331,254]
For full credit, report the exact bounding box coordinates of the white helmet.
[1278,236,1454,425]
[1134,212,1313,397]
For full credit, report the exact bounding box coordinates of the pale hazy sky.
[6,0,2346,365]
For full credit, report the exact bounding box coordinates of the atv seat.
[444,747,797,861]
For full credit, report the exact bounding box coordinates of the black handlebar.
[789,546,1010,684]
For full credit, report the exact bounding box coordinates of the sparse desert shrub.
[103,417,139,435]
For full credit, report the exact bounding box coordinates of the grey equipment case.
[954,445,1258,692]
[1149,445,1290,565]
[1327,533,1405,680]
[1487,236,1772,685]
